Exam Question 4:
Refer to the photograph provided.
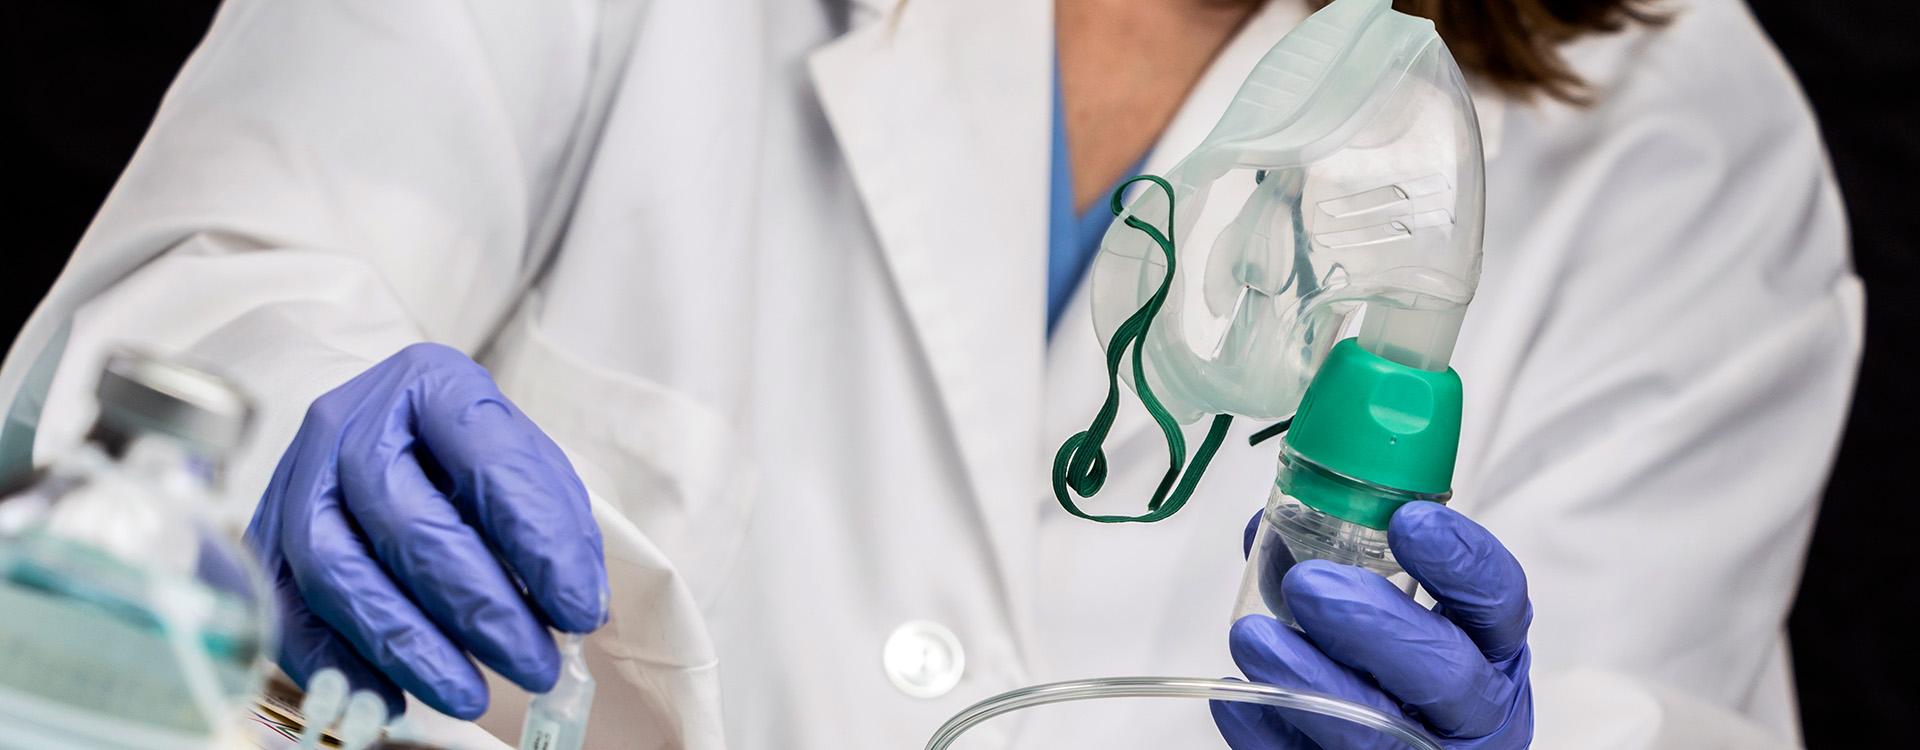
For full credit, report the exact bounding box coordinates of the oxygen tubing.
[924,676,1443,750]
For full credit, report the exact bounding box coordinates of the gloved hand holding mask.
[1214,502,1532,749]
[245,343,608,718]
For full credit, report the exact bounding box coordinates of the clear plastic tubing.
[924,676,1442,750]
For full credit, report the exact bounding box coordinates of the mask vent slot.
[1316,174,1450,218]
[1314,209,1454,248]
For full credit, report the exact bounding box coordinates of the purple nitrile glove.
[1214,501,1532,749]
[245,343,607,719]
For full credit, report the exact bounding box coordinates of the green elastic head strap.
[1051,175,1261,524]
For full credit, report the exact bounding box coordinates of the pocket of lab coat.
[484,299,756,613]
[476,302,739,748]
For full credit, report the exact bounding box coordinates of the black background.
[3,2,1913,745]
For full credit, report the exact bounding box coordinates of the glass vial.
[0,348,269,748]
[519,633,596,750]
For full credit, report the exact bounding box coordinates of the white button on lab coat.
[883,621,967,699]
[0,0,1860,748]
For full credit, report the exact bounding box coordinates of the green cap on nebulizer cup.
[1281,299,1465,530]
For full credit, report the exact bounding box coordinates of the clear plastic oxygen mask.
[942,0,1482,746]
[1086,5,1482,420]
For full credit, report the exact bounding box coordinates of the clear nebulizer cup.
[1234,443,1444,627]
[1233,292,1466,625]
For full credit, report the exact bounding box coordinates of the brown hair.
[1311,0,1669,103]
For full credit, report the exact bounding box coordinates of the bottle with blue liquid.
[0,348,272,749]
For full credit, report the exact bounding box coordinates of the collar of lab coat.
[809,0,1054,600]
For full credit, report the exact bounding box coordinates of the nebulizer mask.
[932,0,1482,746]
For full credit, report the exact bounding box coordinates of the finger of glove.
[338,413,561,693]
[281,458,489,719]
[404,347,607,632]
[1244,509,1262,558]
[1388,502,1531,662]
[270,561,405,716]
[254,428,400,708]
[1229,615,1414,750]
[1284,561,1517,738]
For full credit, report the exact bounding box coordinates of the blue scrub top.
[1047,61,1149,335]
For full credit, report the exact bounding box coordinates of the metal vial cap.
[95,347,255,455]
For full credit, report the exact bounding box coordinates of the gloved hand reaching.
[1213,501,1532,749]
[245,343,608,719]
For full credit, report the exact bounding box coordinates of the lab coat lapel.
[808,0,1051,620]
[1045,2,1310,474]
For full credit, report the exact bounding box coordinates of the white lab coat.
[0,0,1860,747]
